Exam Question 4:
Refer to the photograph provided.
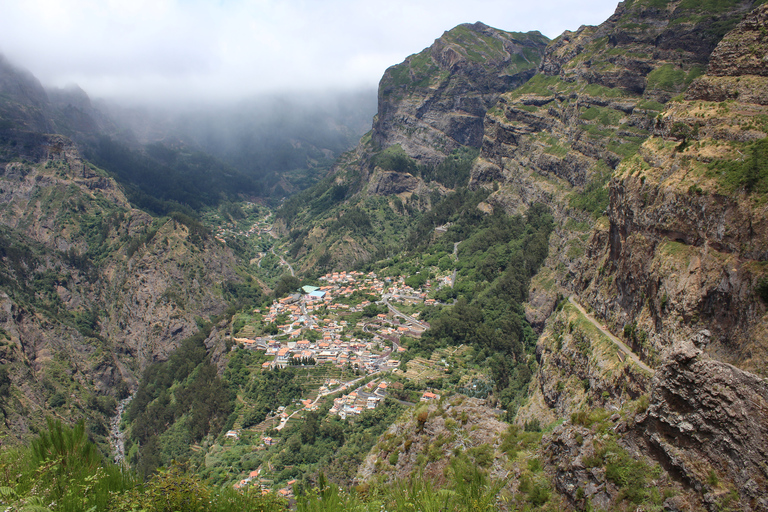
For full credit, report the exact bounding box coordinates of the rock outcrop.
[638,340,768,511]
[374,23,549,166]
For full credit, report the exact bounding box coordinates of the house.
[225,430,239,440]
[421,392,440,401]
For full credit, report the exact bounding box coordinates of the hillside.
[1,1,768,511]
[275,24,550,271]
[0,129,253,446]
[274,1,768,510]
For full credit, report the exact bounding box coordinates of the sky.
[0,0,620,105]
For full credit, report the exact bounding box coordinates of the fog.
[0,0,620,106]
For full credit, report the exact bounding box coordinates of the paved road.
[271,246,295,276]
[451,241,460,286]
[275,374,376,430]
[382,295,428,330]
[568,296,654,374]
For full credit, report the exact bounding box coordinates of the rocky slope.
[576,2,768,375]
[469,0,762,331]
[374,23,548,166]
[0,132,245,443]
[276,24,549,271]
[513,4,768,510]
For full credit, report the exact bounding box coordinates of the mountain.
[275,24,550,270]
[0,131,250,442]
[2,1,768,510]
[273,1,768,509]
[0,86,256,446]
[97,90,377,196]
[374,23,549,165]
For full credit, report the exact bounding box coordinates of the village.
[224,269,450,496]
[232,270,432,374]
[206,210,458,496]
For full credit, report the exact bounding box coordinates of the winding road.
[568,296,654,374]
[275,373,373,430]
[381,295,428,330]
[271,246,295,276]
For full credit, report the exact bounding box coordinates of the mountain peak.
[373,25,549,165]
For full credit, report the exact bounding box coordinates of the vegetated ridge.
[1,1,768,511]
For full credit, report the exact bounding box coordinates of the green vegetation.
[569,163,611,218]
[86,137,261,216]
[125,324,233,477]
[383,49,441,94]
[296,464,506,512]
[587,438,662,505]
[0,419,286,511]
[708,137,768,194]
[580,106,623,126]
[419,146,480,188]
[646,64,704,92]
[417,204,554,418]
[510,74,564,97]
[371,144,479,189]
[372,144,418,174]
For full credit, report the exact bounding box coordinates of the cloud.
[0,0,619,103]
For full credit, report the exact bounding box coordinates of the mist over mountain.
[95,89,377,194]
[2,1,768,511]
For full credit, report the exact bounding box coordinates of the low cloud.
[0,0,619,104]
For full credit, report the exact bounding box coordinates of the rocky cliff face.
[374,23,548,166]
[528,339,768,512]
[577,3,768,375]
[638,340,768,511]
[275,25,549,271]
[0,133,240,442]
[470,0,753,183]
[469,1,761,319]
[467,3,768,509]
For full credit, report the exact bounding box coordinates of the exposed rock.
[0,133,239,441]
[639,350,768,511]
[374,23,549,166]
[708,3,768,77]
[368,169,420,195]
[358,397,509,487]
[576,5,768,374]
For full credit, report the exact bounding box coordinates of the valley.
[1,0,768,511]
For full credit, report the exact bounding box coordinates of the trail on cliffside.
[569,296,653,374]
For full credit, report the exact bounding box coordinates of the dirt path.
[568,296,654,374]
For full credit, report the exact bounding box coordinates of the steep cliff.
[0,133,245,443]
[512,4,768,510]
[276,25,549,271]
[469,0,762,332]
[577,3,768,375]
[375,23,548,166]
